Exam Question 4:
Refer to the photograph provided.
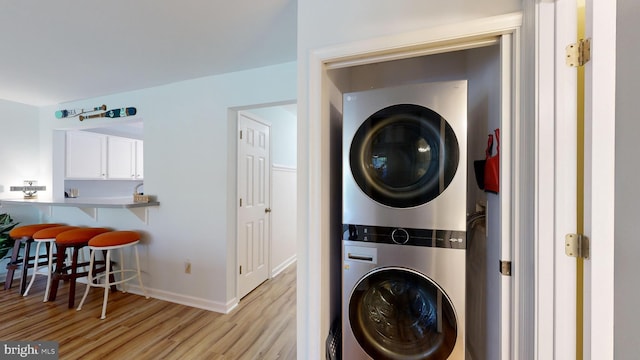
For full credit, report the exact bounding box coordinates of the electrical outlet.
[185,261,191,274]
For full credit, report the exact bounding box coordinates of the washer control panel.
[391,228,409,244]
[343,224,466,249]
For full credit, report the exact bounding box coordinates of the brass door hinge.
[239,265,242,274]
[565,233,590,259]
[566,38,591,67]
[499,260,512,276]
[240,130,243,139]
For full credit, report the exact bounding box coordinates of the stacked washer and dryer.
[342,81,468,359]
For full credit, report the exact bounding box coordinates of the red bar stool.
[48,227,111,308]
[23,225,79,301]
[77,231,149,319]
[4,223,62,293]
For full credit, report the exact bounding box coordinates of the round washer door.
[349,267,458,360]
[349,104,460,208]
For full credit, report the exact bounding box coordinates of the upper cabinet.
[66,131,107,179]
[66,130,143,180]
[107,136,136,179]
[135,140,143,179]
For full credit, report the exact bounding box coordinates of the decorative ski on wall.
[55,104,107,119]
[79,107,137,121]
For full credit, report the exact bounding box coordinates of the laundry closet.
[327,43,502,360]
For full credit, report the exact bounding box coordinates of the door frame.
[236,110,273,300]
[298,12,528,359]
[583,0,616,358]
[536,1,617,358]
[535,1,578,358]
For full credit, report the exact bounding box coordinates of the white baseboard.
[271,255,296,278]
[124,284,238,314]
[6,271,240,315]
[3,267,240,315]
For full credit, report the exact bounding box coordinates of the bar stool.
[23,225,79,301]
[48,227,111,308]
[4,223,62,294]
[77,231,149,319]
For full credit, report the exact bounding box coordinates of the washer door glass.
[349,104,459,208]
[349,267,458,360]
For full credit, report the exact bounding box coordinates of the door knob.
[265,208,272,213]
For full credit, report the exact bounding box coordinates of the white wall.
[0,100,43,222]
[271,166,297,276]
[298,1,522,50]
[615,0,639,356]
[247,105,297,168]
[5,62,297,312]
[466,44,501,360]
[0,100,43,278]
[297,0,522,357]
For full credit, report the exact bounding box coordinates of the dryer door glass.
[349,267,458,359]
[349,104,459,208]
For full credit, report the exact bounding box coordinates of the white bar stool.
[77,230,149,319]
[23,225,79,301]
[5,223,62,293]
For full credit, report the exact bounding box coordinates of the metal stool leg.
[43,241,55,302]
[23,240,45,296]
[77,248,96,313]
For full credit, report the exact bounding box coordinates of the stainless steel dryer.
[342,81,468,359]
[343,81,467,231]
[342,231,466,359]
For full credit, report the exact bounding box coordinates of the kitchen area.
[1,119,159,222]
[0,61,298,314]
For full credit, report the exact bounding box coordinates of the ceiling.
[0,0,297,106]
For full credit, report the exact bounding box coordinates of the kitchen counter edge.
[0,197,159,209]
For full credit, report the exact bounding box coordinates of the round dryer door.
[349,267,458,360]
[349,104,460,208]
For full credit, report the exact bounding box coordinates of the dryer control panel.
[343,224,466,249]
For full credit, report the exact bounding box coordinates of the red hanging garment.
[484,128,500,194]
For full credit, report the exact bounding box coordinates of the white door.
[237,111,271,299]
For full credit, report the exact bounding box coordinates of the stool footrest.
[76,237,148,319]
[90,270,140,287]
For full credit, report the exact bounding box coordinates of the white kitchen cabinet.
[65,131,144,180]
[135,140,143,179]
[107,136,136,179]
[65,131,107,179]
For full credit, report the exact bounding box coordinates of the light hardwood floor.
[0,264,296,360]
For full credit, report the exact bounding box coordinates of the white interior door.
[237,111,271,299]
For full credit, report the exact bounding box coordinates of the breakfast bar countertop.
[0,197,159,209]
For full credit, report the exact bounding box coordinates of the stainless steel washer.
[343,80,467,231]
[342,237,466,359]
